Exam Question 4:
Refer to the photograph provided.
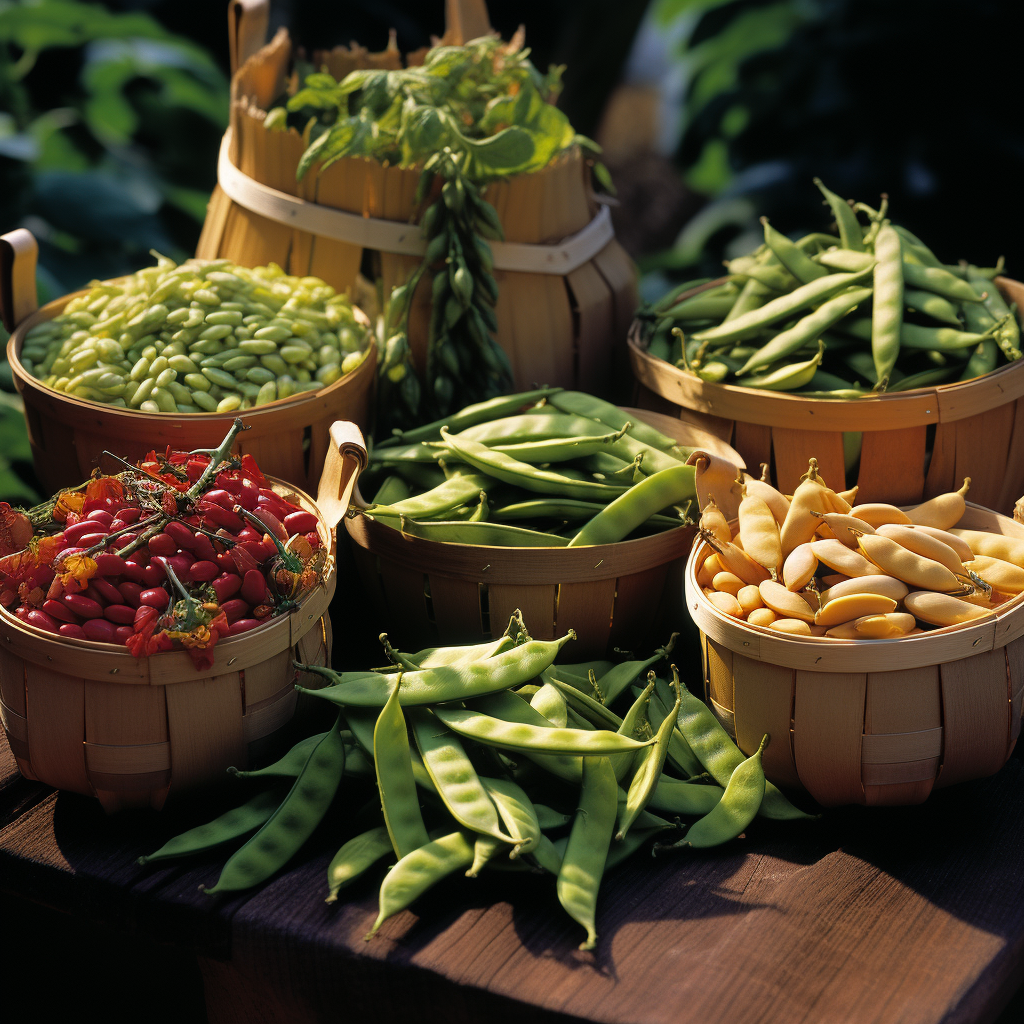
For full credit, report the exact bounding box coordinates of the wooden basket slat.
[935,649,1011,789]
[710,697,734,737]
[861,728,942,763]
[771,426,847,497]
[242,684,298,744]
[90,770,172,796]
[954,404,1016,511]
[195,184,234,259]
[304,155,365,285]
[378,560,431,647]
[705,640,735,730]
[590,241,640,347]
[923,419,957,499]
[84,679,168,747]
[732,654,800,789]
[732,421,772,479]
[556,579,617,655]
[792,670,867,806]
[294,615,329,687]
[856,426,928,505]
[164,672,246,794]
[23,667,89,795]
[428,575,485,644]
[84,741,171,775]
[488,584,556,643]
[244,648,294,708]
[0,644,26,716]
[567,261,616,398]
[606,564,670,653]
[862,758,942,788]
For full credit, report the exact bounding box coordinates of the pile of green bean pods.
[640,180,1020,394]
[18,255,372,413]
[359,387,698,547]
[136,615,815,950]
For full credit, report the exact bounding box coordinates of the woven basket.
[0,229,376,496]
[684,502,1024,807]
[345,409,742,660]
[628,277,1024,513]
[196,0,637,398]
[0,421,366,812]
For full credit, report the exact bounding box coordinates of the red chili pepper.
[164,521,200,553]
[211,574,242,602]
[219,598,250,623]
[91,577,123,604]
[284,510,319,535]
[43,599,78,624]
[83,617,117,643]
[199,502,245,533]
[103,604,136,625]
[59,623,88,640]
[227,617,261,636]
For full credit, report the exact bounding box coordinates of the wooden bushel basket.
[629,277,1024,514]
[0,229,376,497]
[684,503,1024,808]
[0,421,366,813]
[196,0,638,397]
[344,410,742,660]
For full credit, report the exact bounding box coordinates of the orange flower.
[85,477,124,503]
[30,534,64,567]
[0,503,33,556]
[53,491,86,523]
[57,552,97,590]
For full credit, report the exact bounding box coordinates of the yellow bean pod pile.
[18,256,372,413]
[695,460,1021,640]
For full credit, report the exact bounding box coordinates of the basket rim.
[629,276,1024,431]
[685,501,1024,673]
[0,473,336,683]
[7,286,377,424]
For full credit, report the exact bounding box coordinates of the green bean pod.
[530,682,569,727]
[362,472,490,518]
[814,179,864,251]
[739,340,824,391]
[374,517,569,547]
[647,776,724,817]
[228,733,327,780]
[481,776,542,857]
[871,223,904,388]
[902,262,984,303]
[647,682,703,778]
[761,217,828,284]
[903,288,961,325]
[326,826,393,902]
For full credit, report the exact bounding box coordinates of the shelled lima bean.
[18,255,372,413]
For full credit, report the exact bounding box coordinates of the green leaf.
[460,126,536,179]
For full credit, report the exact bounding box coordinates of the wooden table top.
[3,712,1024,1024]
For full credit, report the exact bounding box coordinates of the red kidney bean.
[76,532,109,549]
[103,604,136,625]
[63,593,103,619]
[113,531,139,551]
[211,574,242,602]
[64,520,100,545]
[191,532,217,562]
[83,618,117,643]
[284,510,319,535]
[203,489,236,510]
[25,609,59,633]
[259,486,290,510]
[43,599,78,624]
[219,598,250,623]
[215,552,236,573]
[248,507,287,540]
[121,559,148,584]
[119,581,144,607]
[189,560,219,583]
[91,578,123,604]
[200,502,245,533]
[111,507,141,525]
[14,607,31,623]
[84,583,106,604]
[228,617,261,636]
[236,525,260,544]
[59,623,88,640]
[147,533,177,557]
[218,474,259,510]
[141,563,167,588]
[93,553,128,578]
[164,520,200,552]
[114,625,134,643]
[240,569,267,606]
[86,510,114,527]
[140,588,169,608]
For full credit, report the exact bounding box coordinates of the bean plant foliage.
[266,34,608,434]
[0,0,229,503]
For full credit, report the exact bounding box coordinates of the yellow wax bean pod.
[706,590,743,618]
[799,587,821,612]
[825,487,853,514]
[814,593,898,627]
[907,524,975,563]
[963,555,1024,594]
[737,486,782,575]
[758,580,817,622]
[700,532,771,585]
[904,478,970,530]
[743,465,790,524]
[808,624,830,636]
[950,530,1024,569]
[696,555,717,589]
[769,618,813,635]
[747,607,777,627]
[810,539,885,578]
[782,542,817,591]
[699,496,732,546]
[820,573,849,588]
[811,510,876,548]
[836,485,858,506]
[903,591,994,627]
[853,612,917,638]
[848,503,912,527]
[855,533,966,593]
[701,551,725,579]
[712,571,745,596]
[875,523,967,576]
[779,458,832,557]
[819,575,909,605]
[736,584,763,614]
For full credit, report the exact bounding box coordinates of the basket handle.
[317,420,368,531]
[0,229,39,333]
[685,448,744,522]
[443,0,493,44]
[228,0,270,76]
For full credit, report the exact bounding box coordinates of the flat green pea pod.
[959,338,1000,382]
[902,262,984,303]
[672,673,813,821]
[647,776,724,817]
[481,776,542,857]
[760,217,829,284]
[739,340,824,392]
[567,465,695,547]
[900,322,999,351]
[383,633,517,672]
[646,277,715,315]
[326,825,393,903]
[371,474,412,506]
[659,735,769,850]
[432,705,653,756]
[617,678,680,841]
[366,831,476,938]
[375,684,431,858]
[892,224,943,267]
[228,732,328,780]
[662,291,738,322]
[527,833,567,875]
[557,756,618,950]
[647,682,703,778]
[369,441,454,465]
[361,472,491,518]
[872,223,904,388]
[545,390,685,454]
[605,819,675,871]
[722,277,772,323]
[137,785,288,865]
[376,517,568,548]
[542,670,622,731]
[971,273,1021,361]
[692,270,871,347]
[813,249,875,273]
[455,412,601,446]
[813,178,864,251]
[201,717,347,895]
[467,835,508,877]
[890,366,959,391]
[530,681,569,727]
[903,288,961,326]
[804,368,859,392]
[488,425,629,464]
[726,256,797,292]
